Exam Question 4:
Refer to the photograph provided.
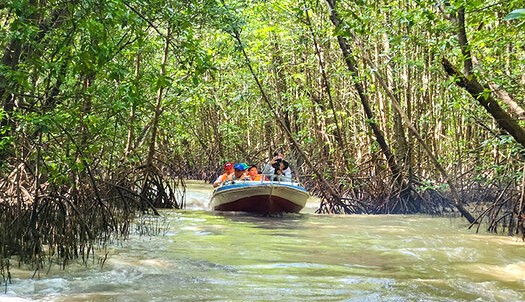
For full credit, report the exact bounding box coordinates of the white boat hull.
[209,180,309,214]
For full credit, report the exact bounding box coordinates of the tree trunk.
[224,8,346,209]
[146,28,170,166]
[324,0,404,190]
[456,7,473,75]
[125,52,141,159]
[442,58,525,150]
[488,83,525,120]
[354,49,477,223]
[303,1,347,169]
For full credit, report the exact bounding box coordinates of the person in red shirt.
[213,162,234,188]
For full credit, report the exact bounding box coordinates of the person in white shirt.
[262,149,291,179]
[213,162,234,188]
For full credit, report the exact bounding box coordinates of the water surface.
[4,181,525,301]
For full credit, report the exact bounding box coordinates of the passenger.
[212,162,234,188]
[275,159,289,175]
[240,162,250,171]
[247,164,264,181]
[228,163,249,181]
[274,159,291,179]
[262,149,292,178]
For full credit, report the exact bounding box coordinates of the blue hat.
[234,163,246,171]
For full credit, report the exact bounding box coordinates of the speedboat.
[209,177,309,214]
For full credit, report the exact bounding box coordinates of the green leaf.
[504,9,525,21]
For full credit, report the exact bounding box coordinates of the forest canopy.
[1,0,525,273]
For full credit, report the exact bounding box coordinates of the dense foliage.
[1,0,525,276]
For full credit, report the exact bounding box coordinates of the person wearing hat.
[213,162,234,188]
[240,163,249,171]
[228,163,249,181]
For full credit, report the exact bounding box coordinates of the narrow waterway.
[4,181,525,301]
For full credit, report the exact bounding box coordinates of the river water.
[4,181,525,301]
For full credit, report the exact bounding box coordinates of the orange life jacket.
[250,174,263,181]
[219,173,231,182]
[228,172,248,181]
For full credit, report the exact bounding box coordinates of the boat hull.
[210,181,309,214]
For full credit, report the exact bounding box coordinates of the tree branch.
[442,57,525,150]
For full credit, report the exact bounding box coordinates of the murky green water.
[4,181,525,301]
